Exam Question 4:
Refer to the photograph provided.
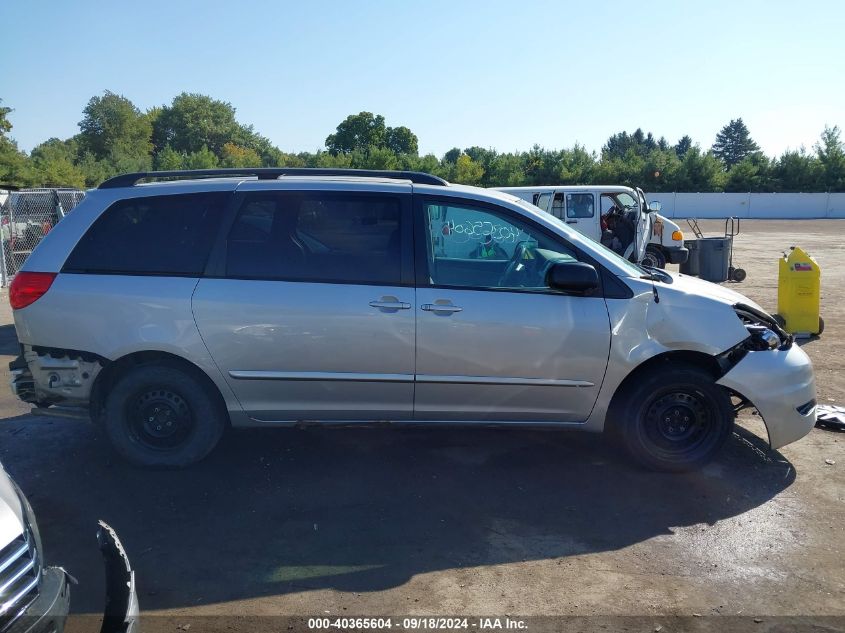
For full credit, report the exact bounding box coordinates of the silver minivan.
[8,168,816,471]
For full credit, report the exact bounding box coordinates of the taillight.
[9,272,57,310]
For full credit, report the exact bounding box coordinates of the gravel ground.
[0,219,842,632]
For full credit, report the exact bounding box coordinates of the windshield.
[511,197,644,277]
[616,192,638,209]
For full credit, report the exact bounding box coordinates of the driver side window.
[422,201,579,290]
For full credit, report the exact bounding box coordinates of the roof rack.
[98,168,449,189]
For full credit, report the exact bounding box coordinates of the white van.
[494,185,687,268]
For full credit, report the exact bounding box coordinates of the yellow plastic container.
[777,246,822,335]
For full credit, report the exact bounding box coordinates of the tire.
[613,364,734,472]
[103,365,226,468]
[732,268,747,282]
[818,316,825,335]
[642,245,667,269]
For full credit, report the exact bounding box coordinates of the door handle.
[369,300,411,310]
[566,219,578,224]
[422,303,463,314]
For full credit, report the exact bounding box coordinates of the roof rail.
[98,168,449,189]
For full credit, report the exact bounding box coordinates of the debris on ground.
[816,405,845,431]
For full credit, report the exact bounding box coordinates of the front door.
[413,196,611,422]
[193,188,415,421]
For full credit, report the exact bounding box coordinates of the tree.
[815,125,845,191]
[153,146,185,170]
[184,145,218,169]
[557,144,596,184]
[712,118,760,168]
[0,99,32,184]
[672,147,726,192]
[153,93,243,156]
[724,153,772,192]
[0,99,12,138]
[771,148,822,192]
[385,126,418,155]
[28,138,85,188]
[78,91,152,164]
[602,128,659,160]
[325,112,387,154]
[220,142,262,168]
[325,112,419,157]
[674,135,693,158]
[454,153,484,184]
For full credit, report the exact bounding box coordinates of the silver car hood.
[0,463,25,548]
[664,271,766,312]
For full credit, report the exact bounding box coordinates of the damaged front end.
[716,303,816,449]
[9,345,106,417]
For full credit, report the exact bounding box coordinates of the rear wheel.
[103,365,226,468]
[613,364,734,472]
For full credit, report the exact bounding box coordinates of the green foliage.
[724,153,771,192]
[28,137,86,188]
[184,145,218,170]
[325,112,418,156]
[386,126,418,155]
[220,143,262,168]
[153,93,244,156]
[79,91,152,163]
[674,135,693,158]
[454,153,484,185]
[815,125,845,192]
[0,99,12,138]
[712,118,760,168]
[0,95,843,192]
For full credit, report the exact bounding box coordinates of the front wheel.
[103,365,226,468]
[642,245,667,269]
[613,364,735,472]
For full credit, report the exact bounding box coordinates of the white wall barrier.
[644,192,845,219]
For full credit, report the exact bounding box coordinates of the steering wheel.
[498,241,540,287]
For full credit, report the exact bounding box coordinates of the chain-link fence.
[0,187,86,286]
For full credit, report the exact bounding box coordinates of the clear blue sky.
[2,0,844,157]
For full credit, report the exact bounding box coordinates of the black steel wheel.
[127,387,194,451]
[104,364,227,468]
[612,363,735,472]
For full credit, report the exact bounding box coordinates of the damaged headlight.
[744,324,781,350]
[733,303,791,351]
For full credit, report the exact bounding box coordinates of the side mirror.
[546,261,600,293]
[648,201,662,213]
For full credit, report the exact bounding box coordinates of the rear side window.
[225,192,401,285]
[566,193,595,218]
[63,193,228,275]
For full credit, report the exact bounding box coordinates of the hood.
[665,271,766,312]
[0,462,26,549]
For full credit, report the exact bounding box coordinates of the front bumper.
[717,344,816,449]
[666,246,689,264]
[6,567,70,633]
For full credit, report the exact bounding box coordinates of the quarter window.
[422,201,578,290]
[62,193,228,275]
[226,193,402,285]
